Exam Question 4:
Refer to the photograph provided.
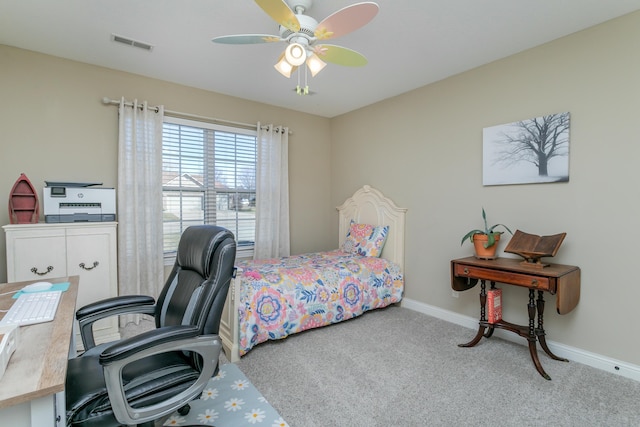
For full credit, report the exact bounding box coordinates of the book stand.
[504,230,566,268]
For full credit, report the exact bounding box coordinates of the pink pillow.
[342,222,389,257]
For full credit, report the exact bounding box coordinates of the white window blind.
[162,116,257,254]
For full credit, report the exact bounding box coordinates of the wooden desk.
[451,257,580,380]
[0,276,79,426]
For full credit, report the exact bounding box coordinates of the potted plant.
[460,208,513,259]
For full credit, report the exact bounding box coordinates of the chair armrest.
[76,295,156,350]
[76,295,155,319]
[101,332,222,425]
[99,325,199,363]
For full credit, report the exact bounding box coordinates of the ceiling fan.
[212,0,379,95]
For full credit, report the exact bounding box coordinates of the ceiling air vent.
[111,34,154,51]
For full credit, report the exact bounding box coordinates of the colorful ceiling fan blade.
[314,44,368,67]
[255,0,300,32]
[314,2,379,40]
[212,34,282,44]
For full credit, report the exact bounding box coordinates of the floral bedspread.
[236,250,404,356]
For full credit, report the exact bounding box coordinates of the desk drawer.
[454,264,551,291]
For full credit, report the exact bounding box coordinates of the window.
[162,116,256,257]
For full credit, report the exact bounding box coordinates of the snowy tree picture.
[483,112,570,186]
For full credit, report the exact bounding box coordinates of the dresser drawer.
[7,233,67,281]
[454,264,551,291]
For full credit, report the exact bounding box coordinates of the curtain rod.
[101,97,292,134]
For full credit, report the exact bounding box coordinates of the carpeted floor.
[235,305,640,427]
[124,307,640,426]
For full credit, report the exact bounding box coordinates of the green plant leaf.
[482,207,489,233]
[460,229,484,246]
[488,223,513,235]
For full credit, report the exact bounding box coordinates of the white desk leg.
[0,392,63,427]
[55,391,66,427]
[30,394,58,426]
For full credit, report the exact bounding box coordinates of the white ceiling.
[2,0,640,118]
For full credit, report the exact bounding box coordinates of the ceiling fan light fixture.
[285,43,306,66]
[306,54,326,77]
[274,53,296,78]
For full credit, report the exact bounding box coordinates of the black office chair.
[65,225,236,427]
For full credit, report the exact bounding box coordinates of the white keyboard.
[0,291,62,326]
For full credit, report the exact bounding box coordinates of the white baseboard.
[401,297,640,382]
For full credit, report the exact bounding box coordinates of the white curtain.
[254,123,290,259]
[117,98,165,325]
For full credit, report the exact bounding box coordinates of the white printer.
[43,182,116,223]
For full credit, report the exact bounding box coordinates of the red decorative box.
[486,288,502,323]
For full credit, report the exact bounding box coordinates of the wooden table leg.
[536,290,569,362]
[528,340,551,380]
[483,325,495,338]
[459,325,486,348]
[527,289,551,380]
[459,280,487,348]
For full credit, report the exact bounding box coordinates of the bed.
[219,185,407,362]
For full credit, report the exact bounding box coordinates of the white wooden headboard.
[337,185,407,272]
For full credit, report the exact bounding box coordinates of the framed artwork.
[483,112,570,186]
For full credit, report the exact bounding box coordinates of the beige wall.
[330,11,640,366]
[0,45,333,282]
[2,11,640,368]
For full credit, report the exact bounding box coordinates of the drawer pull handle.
[31,266,53,276]
[463,268,469,275]
[531,279,538,287]
[79,261,99,271]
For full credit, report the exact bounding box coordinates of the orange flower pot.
[472,233,500,259]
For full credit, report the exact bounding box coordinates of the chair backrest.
[156,225,236,334]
